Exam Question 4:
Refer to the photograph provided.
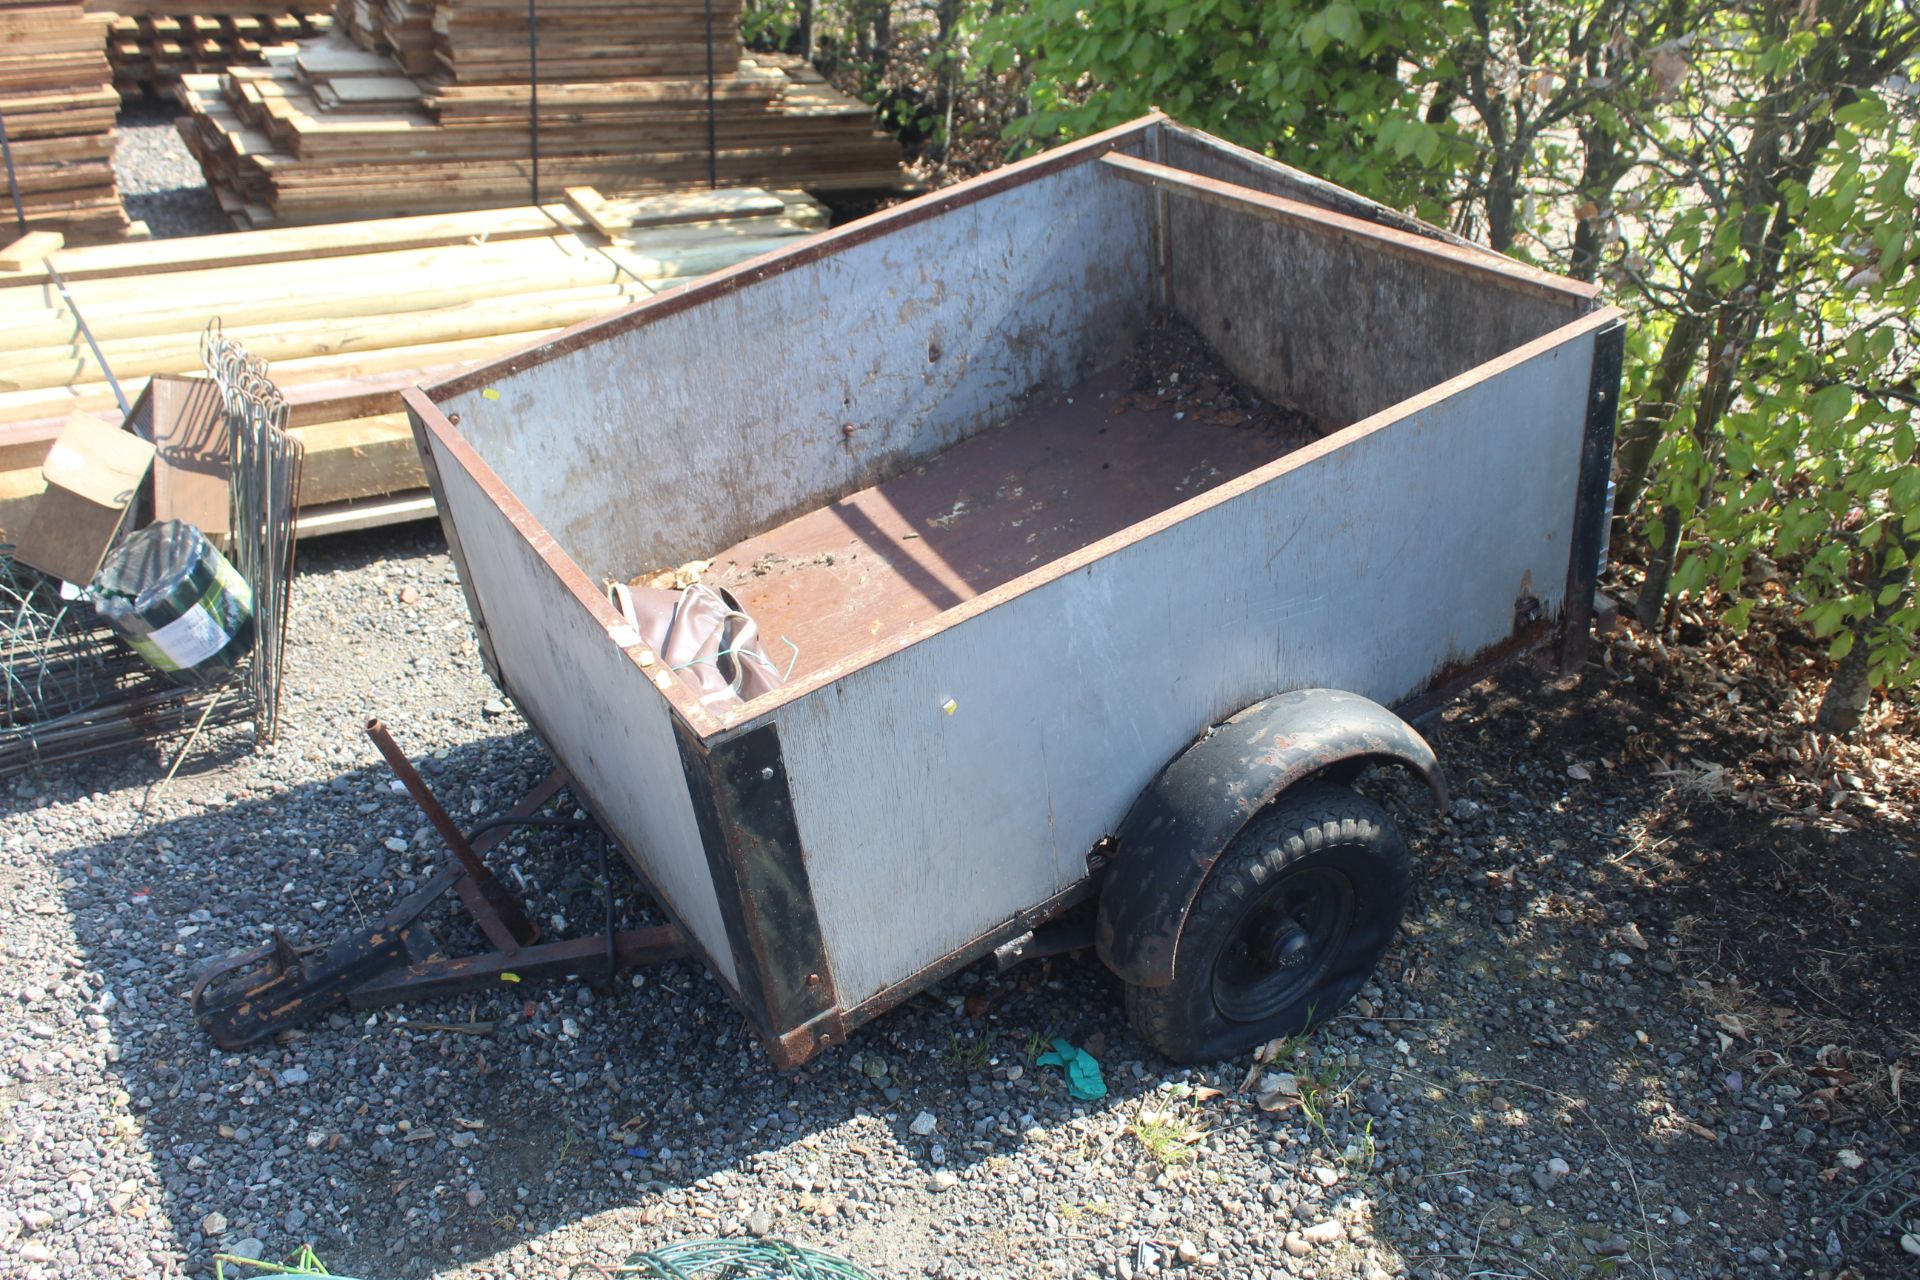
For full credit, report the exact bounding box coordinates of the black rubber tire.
[1124,782,1413,1063]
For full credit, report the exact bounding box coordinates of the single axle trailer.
[206,115,1623,1065]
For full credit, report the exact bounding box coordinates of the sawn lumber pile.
[334,0,745,82]
[0,1,131,241]
[0,184,826,535]
[174,33,902,227]
[90,0,334,100]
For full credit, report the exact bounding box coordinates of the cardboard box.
[13,413,156,586]
[128,375,231,540]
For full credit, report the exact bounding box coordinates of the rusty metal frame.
[189,726,689,1049]
[673,719,844,1067]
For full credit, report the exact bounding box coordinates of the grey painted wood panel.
[746,321,1604,1005]
[435,158,1158,585]
[430,439,738,986]
[1163,183,1587,429]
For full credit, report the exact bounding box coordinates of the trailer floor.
[702,354,1321,682]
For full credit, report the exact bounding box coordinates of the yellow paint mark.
[482,388,501,401]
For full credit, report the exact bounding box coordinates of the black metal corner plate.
[1559,317,1626,672]
[676,720,839,1048]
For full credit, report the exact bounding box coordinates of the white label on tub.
[146,603,231,669]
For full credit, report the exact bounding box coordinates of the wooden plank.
[317,74,421,103]
[0,283,652,389]
[560,186,622,238]
[290,412,423,504]
[577,185,790,233]
[0,203,600,289]
[563,185,623,238]
[0,231,64,271]
[296,488,436,536]
[0,328,572,429]
[0,409,421,532]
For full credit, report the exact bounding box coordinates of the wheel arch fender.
[1095,688,1447,989]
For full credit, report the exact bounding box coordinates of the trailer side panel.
[433,159,1159,584]
[746,317,1608,1006]
[424,433,739,986]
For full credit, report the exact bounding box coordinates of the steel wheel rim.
[1211,865,1356,1023]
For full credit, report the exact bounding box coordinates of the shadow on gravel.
[50,730,1161,1278]
[31,521,1915,1279]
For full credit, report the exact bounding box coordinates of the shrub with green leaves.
[976,0,1919,731]
[980,0,1454,212]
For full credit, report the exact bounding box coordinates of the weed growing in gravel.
[1260,1029,1350,1144]
[1023,1030,1050,1064]
[1128,1100,1206,1167]
[1343,1117,1379,1175]
[941,1031,991,1074]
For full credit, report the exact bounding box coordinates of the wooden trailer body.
[405,116,1623,1065]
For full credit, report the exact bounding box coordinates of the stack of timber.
[174,34,902,227]
[0,1,130,241]
[0,184,826,535]
[90,0,334,101]
[333,0,745,83]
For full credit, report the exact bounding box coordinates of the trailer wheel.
[1123,782,1412,1062]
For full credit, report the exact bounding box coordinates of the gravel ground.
[2,525,1916,1280]
[112,100,229,239]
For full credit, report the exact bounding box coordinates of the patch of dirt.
[1115,314,1326,444]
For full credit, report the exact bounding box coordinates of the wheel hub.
[1254,915,1313,969]
[1211,866,1357,1024]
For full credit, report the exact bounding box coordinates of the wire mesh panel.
[204,321,304,742]
[0,324,304,775]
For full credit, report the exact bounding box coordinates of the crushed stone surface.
[112,100,229,239]
[0,526,1914,1280]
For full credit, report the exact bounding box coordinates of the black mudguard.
[1095,688,1447,989]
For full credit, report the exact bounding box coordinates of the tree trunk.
[1569,122,1632,284]
[931,0,960,163]
[1611,308,1708,536]
[1815,531,1920,734]
[1633,503,1683,629]
[1484,152,1523,253]
[1815,639,1875,734]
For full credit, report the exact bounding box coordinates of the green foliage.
[1617,1,1920,711]
[960,0,1920,723]
[980,0,1457,210]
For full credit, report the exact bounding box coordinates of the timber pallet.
[97,6,334,100]
[333,0,746,85]
[0,0,131,242]
[0,184,828,537]
[172,33,903,228]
